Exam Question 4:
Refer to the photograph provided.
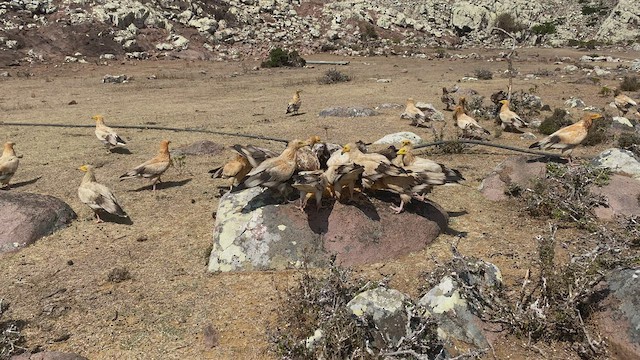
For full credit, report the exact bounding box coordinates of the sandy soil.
[0,47,638,359]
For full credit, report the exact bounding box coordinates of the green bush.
[531,22,557,35]
[261,48,306,68]
[617,133,640,157]
[539,108,573,135]
[495,13,525,33]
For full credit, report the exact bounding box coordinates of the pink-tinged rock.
[591,174,640,220]
[208,187,448,272]
[593,268,640,360]
[11,351,88,360]
[479,156,547,201]
[0,192,76,254]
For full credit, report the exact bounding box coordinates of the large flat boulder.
[591,174,640,220]
[0,192,76,254]
[479,156,547,201]
[208,188,448,272]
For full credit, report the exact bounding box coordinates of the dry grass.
[0,48,628,359]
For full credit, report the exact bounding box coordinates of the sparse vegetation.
[434,48,447,59]
[261,48,306,68]
[494,13,526,33]
[618,132,640,157]
[582,115,612,146]
[531,21,557,35]
[516,163,610,228]
[107,267,132,283]
[427,221,636,359]
[619,75,640,92]
[0,300,24,359]
[539,108,573,135]
[598,85,612,97]
[358,21,378,41]
[317,68,352,85]
[474,68,493,80]
[567,39,601,49]
[269,262,443,359]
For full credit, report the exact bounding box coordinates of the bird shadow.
[526,156,568,164]
[289,112,306,117]
[305,199,335,235]
[347,192,381,221]
[241,188,285,213]
[131,178,192,192]
[2,176,42,190]
[96,211,134,225]
[110,147,133,155]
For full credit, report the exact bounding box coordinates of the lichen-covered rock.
[347,287,409,344]
[0,192,76,253]
[318,106,379,118]
[591,148,640,180]
[415,102,445,121]
[564,97,585,108]
[418,260,502,348]
[373,132,423,145]
[208,187,448,272]
[595,0,640,43]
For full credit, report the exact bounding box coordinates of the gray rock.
[520,132,537,140]
[631,59,640,72]
[125,52,149,60]
[595,0,640,43]
[594,268,640,358]
[415,102,445,122]
[373,132,423,145]
[102,74,129,84]
[451,3,489,32]
[418,259,502,348]
[563,65,579,73]
[0,192,76,254]
[375,103,403,110]
[318,106,379,118]
[347,287,409,344]
[564,97,585,108]
[591,148,640,180]
[0,71,9,77]
[612,116,634,128]
[479,156,547,201]
[208,187,448,272]
[591,174,640,220]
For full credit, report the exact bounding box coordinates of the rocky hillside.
[0,0,639,64]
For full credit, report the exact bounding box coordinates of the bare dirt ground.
[0,47,638,359]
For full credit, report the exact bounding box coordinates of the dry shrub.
[619,75,640,92]
[0,300,25,359]
[517,163,610,229]
[617,132,640,157]
[268,262,444,359]
[317,68,352,85]
[539,108,573,135]
[474,69,493,80]
[582,115,612,146]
